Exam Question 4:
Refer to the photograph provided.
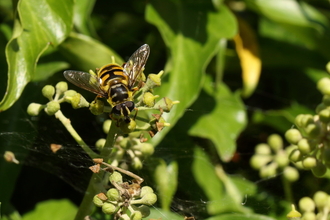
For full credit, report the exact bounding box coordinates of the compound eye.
[125,101,135,111]
[111,104,122,115]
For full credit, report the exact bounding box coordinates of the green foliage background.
[0,0,329,219]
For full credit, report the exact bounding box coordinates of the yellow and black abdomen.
[98,64,131,107]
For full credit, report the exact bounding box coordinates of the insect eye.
[125,101,135,111]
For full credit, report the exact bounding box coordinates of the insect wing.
[123,44,150,88]
[63,70,107,97]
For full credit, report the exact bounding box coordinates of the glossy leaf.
[153,159,178,211]
[0,0,74,111]
[22,199,77,220]
[189,76,247,161]
[33,61,69,81]
[73,0,97,37]
[58,32,123,71]
[205,213,277,220]
[192,147,251,215]
[146,0,237,146]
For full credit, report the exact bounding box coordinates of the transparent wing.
[63,70,107,97]
[123,44,150,88]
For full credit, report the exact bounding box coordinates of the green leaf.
[22,199,77,220]
[149,207,183,220]
[33,61,69,81]
[205,213,277,220]
[189,76,247,161]
[73,0,97,37]
[58,32,123,71]
[153,159,178,211]
[146,0,237,146]
[192,147,251,215]
[0,0,74,111]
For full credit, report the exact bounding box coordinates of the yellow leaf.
[234,17,261,98]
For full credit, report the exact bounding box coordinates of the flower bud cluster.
[297,191,330,220]
[96,121,155,170]
[93,171,157,219]
[27,82,89,117]
[250,134,299,182]
[283,77,330,177]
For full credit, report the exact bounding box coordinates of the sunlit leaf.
[73,0,97,37]
[146,0,237,146]
[58,32,123,71]
[188,76,247,161]
[33,61,69,82]
[234,17,261,98]
[22,199,77,220]
[0,0,74,111]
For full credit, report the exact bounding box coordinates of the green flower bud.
[326,62,330,74]
[289,149,303,162]
[299,197,315,212]
[275,151,289,168]
[140,143,154,157]
[286,204,301,219]
[283,166,299,182]
[132,157,143,170]
[95,138,106,151]
[319,109,330,123]
[42,85,55,100]
[71,93,89,109]
[285,129,302,145]
[305,123,322,139]
[146,71,163,88]
[285,144,298,156]
[140,186,154,198]
[93,195,104,207]
[302,156,317,170]
[90,100,104,115]
[317,77,330,95]
[294,161,304,170]
[255,143,271,155]
[140,193,157,206]
[260,163,277,178]
[267,134,283,152]
[297,138,314,155]
[136,205,150,218]
[64,90,77,103]
[55,81,68,95]
[250,155,273,170]
[27,103,44,116]
[102,202,116,215]
[154,97,179,112]
[106,188,120,201]
[143,92,159,107]
[314,191,328,209]
[302,212,316,220]
[109,171,123,184]
[103,120,112,134]
[311,161,327,177]
[120,119,136,134]
[45,101,60,115]
[131,211,143,220]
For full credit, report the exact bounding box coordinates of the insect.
[63,44,150,123]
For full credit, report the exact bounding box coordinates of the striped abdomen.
[98,64,131,107]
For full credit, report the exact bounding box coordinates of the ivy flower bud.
[146,71,163,88]
[109,171,123,184]
[27,103,44,116]
[140,186,154,198]
[55,81,68,95]
[71,93,89,109]
[250,155,272,170]
[289,149,302,162]
[90,100,104,115]
[95,138,106,151]
[140,193,157,206]
[154,97,179,112]
[64,90,77,103]
[286,204,301,219]
[120,119,136,134]
[317,77,330,95]
[102,202,116,215]
[297,138,314,155]
[255,143,271,155]
[283,166,299,182]
[42,85,55,100]
[45,101,60,115]
[319,109,330,123]
[143,92,159,107]
[285,129,302,145]
[311,161,327,177]
[103,120,112,134]
[93,195,104,207]
[299,197,315,213]
[314,191,328,210]
[106,188,120,201]
[302,156,317,170]
[131,211,143,220]
[132,157,143,170]
[140,143,154,157]
[267,134,283,152]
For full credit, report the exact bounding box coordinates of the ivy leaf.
[146,0,237,146]
[0,0,74,111]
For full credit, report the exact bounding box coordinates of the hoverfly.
[64,44,150,123]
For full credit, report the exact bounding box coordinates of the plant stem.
[281,174,293,203]
[74,119,119,219]
[55,110,98,159]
